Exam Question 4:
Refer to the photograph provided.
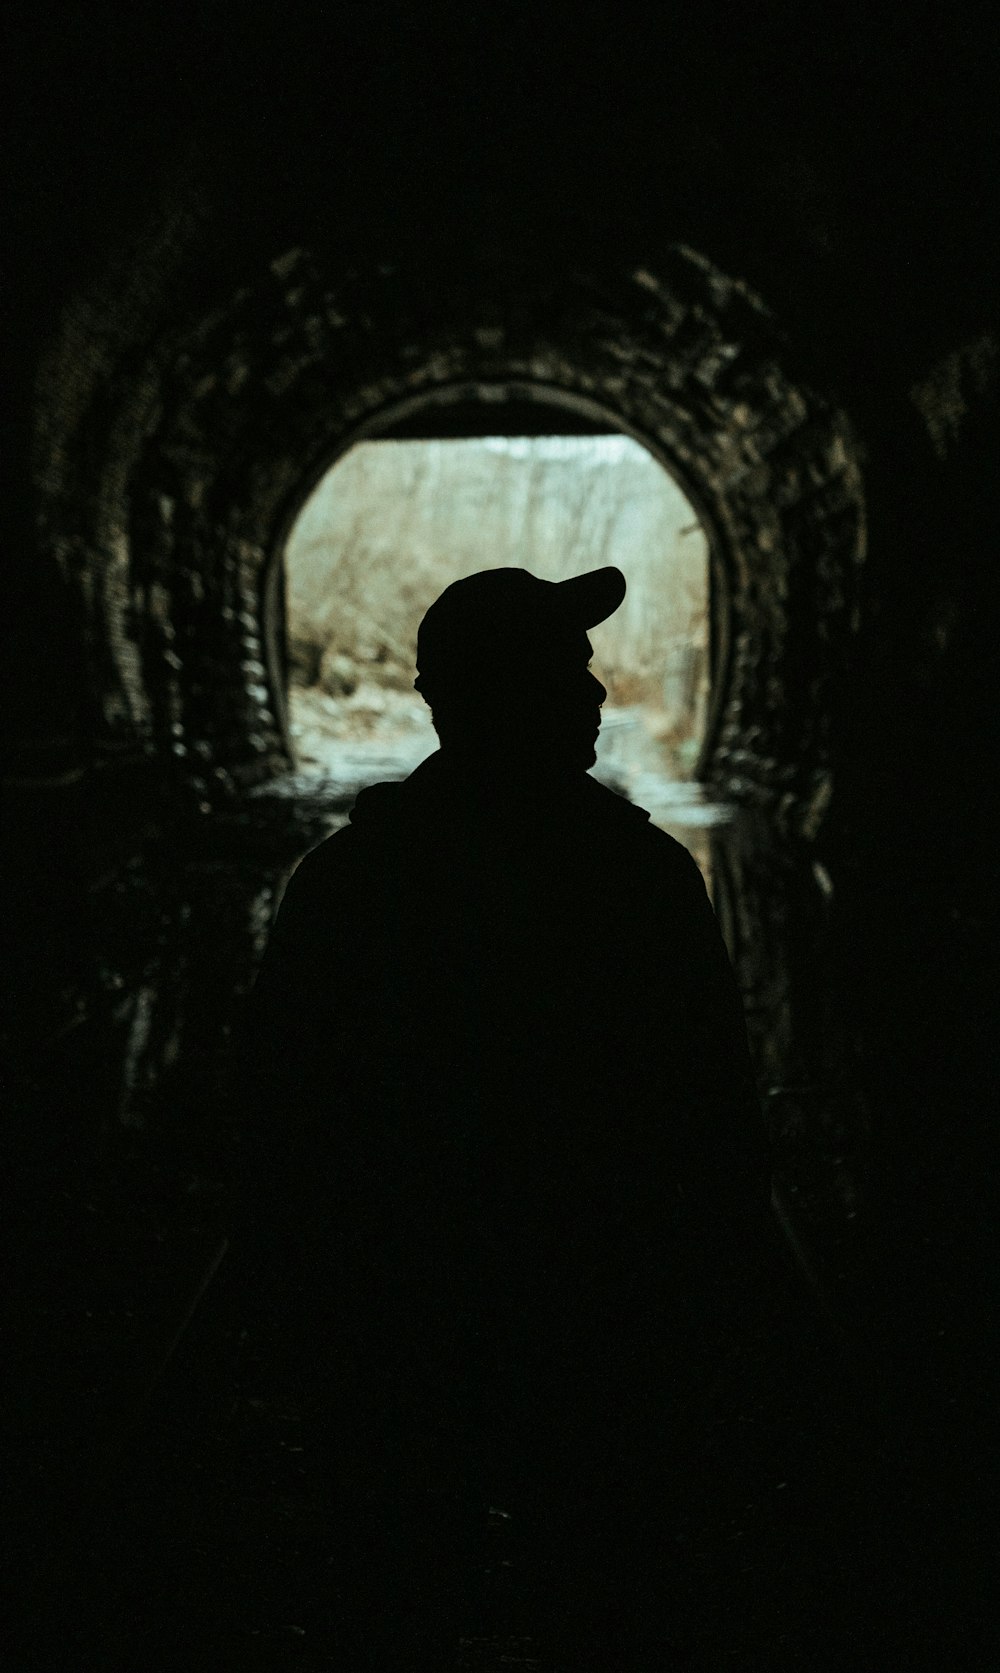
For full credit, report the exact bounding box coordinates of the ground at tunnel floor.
[9,1259,999,1673]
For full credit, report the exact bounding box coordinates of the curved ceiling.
[37,244,864,834]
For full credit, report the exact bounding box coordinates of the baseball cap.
[414,566,626,691]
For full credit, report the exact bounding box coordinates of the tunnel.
[5,5,1000,1668]
[29,248,872,1273]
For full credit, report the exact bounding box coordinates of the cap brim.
[555,566,627,628]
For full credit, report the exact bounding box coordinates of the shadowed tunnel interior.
[4,4,1000,1668]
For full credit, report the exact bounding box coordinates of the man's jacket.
[236,751,769,1341]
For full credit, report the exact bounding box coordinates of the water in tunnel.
[282,432,729,880]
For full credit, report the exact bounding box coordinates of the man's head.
[414,566,626,774]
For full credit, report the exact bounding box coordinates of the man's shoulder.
[285,770,704,886]
[279,819,370,903]
[582,775,704,870]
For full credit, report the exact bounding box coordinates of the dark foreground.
[9,1218,996,1673]
[5,790,996,1670]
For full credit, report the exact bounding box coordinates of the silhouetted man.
[236,564,774,1658]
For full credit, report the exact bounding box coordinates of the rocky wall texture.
[34,245,865,833]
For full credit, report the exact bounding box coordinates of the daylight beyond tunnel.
[283,433,718,869]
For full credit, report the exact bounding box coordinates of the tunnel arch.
[45,244,866,834]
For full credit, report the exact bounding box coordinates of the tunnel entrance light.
[282,432,716,875]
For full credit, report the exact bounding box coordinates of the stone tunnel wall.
[34,244,866,836]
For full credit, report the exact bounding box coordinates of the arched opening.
[281,411,721,878]
[43,249,864,829]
